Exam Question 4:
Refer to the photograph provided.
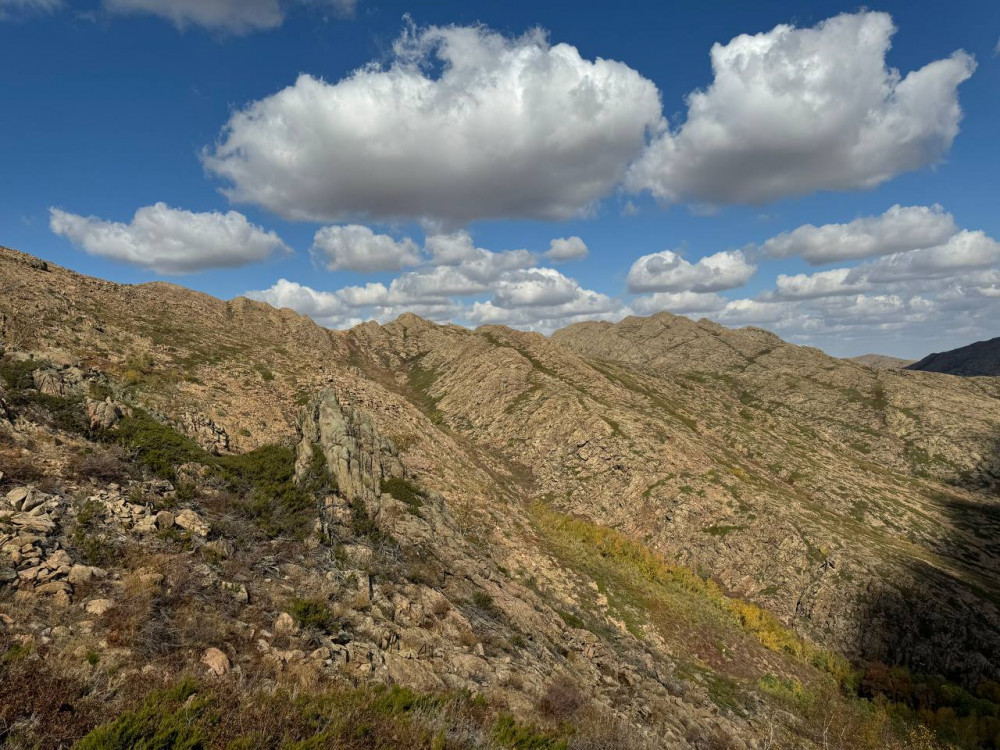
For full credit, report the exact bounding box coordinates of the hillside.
[3,245,1000,749]
[907,337,1000,377]
[846,354,917,370]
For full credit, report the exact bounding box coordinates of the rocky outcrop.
[86,397,129,431]
[295,389,404,507]
[178,411,230,455]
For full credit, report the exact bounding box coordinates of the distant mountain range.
[906,336,1000,377]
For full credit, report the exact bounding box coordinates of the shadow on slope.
[844,432,1000,746]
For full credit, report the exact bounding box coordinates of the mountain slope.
[907,336,1000,377]
[3,246,1000,749]
[846,354,916,370]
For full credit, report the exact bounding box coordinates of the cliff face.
[3,245,1000,749]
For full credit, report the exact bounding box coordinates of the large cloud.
[758,204,958,264]
[626,12,976,206]
[103,0,284,34]
[49,203,290,274]
[627,249,755,293]
[311,225,422,272]
[770,230,1000,300]
[203,22,662,223]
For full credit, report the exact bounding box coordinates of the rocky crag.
[3,245,1000,749]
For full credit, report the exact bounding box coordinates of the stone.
[85,598,115,616]
[45,550,72,568]
[67,565,94,585]
[35,581,71,596]
[274,612,298,636]
[10,514,55,534]
[201,647,231,677]
[133,516,157,533]
[86,398,128,431]
[5,487,30,510]
[174,509,210,536]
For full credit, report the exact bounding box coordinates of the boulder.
[174,509,210,536]
[5,487,31,510]
[85,598,115,616]
[274,612,298,636]
[201,647,231,676]
[86,398,128,431]
[67,565,94,585]
[295,390,405,540]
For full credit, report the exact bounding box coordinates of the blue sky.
[2,0,998,357]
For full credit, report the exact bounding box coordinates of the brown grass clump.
[537,676,585,720]
[68,446,134,484]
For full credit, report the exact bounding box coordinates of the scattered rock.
[274,612,298,636]
[174,509,210,537]
[201,647,231,677]
[85,598,115,616]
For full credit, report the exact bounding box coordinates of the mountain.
[846,354,917,370]
[907,336,1000,377]
[3,244,1000,749]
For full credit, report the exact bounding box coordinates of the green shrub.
[0,358,42,390]
[493,713,567,750]
[75,679,207,750]
[290,597,337,633]
[111,412,204,479]
[253,363,275,381]
[380,476,424,513]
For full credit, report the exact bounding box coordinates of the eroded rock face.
[179,412,230,455]
[295,390,404,507]
[31,365,88,398]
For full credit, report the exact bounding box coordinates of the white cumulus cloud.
[626,12,976,206]
[49,203,290,274]
[630,291,728,316]
[203,22,662,223]
[758,204,958,264]
[627,249,755,293]
[311,225,422,272]
[545,236,589,262]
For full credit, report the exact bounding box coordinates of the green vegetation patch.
[380,476,425,513]
[106,411,330,539]
[290,597,338,633]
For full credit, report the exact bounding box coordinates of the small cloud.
[544,236,589,262]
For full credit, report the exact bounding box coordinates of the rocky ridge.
[2,245,1000,749]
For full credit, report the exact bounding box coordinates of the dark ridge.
[906,336,1000,377]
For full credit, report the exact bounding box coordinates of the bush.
[380,476,425,513]
[69,446,134,483]
[111,412,204,479]
[537,677,584,720]
[493,713,568,750]
[0,358,42,391]
[290,597,337,633]
[0,453,45,488]
[75,679,206,750]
